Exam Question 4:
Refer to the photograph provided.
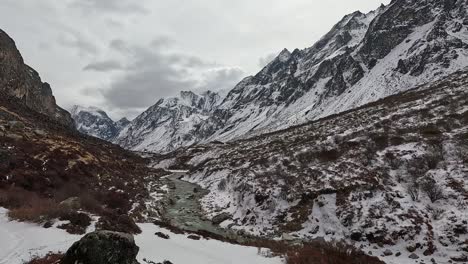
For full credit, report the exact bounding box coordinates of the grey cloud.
[58,31,98,56]
[100,39,245,110]
[199,68,245,93]
[109,39,130,53]
[70,0,149,14]
[84,60,123,72]
[101,40,200,108]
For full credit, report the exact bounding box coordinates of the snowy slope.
[116,0,468,153]
[71,105,127,141]
[0,208,282,264]
[158,70,468,264]
[115,91,223,153]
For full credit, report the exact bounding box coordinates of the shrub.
[421,179,444,203]
[96,212,141,234]
[0,186,40,208]
[407,183,420,201]
[217,179,227,191]
[318,149,340,162]
[419,125,442,137]
[286,242,384,264]
[59,211,91,228]
[25,253,63,264]
[79,193,102,213]
[8,199,69,223]
[104,191,131,211]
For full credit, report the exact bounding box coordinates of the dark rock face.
[71,106,124,141]
[0,29,73,128]
[61,231,140,264]
[114,0,468,153]
[115,90,224,153]
[166,70,468,263]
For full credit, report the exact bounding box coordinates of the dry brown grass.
[286,242,385,264]
[8,199,69,223]
[25,253,63,264]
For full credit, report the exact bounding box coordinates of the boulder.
[383,249,393,256]
[59,197,81,210]
[211,212,231,225]
[8,121,24,131]
[408,253,419,259]
[61,231,140,264]
[155,232,170,239]
[33,129,47,136]
[187,235,201,240]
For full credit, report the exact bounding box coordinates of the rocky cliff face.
[110,0,468,153]
[210,0,468,142]
[0,29,74,128]
[157,70,468,264]
[71,105,126,141]
[115,90,223,153]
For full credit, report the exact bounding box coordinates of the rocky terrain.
[71,105,130,141]
[0,29,166,229]
[75,0,468,153]
[155,70,468,263]
[115,90,223,153]
[0,29,73,128]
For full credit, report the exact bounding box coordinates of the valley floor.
[0,208,282,264]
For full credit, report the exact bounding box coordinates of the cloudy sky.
[0,0,389,119]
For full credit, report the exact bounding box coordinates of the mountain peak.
[277,48,292,62]
[71,105,126,141]
[0,29,74,127]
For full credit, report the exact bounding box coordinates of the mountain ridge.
[75,0,468,154]
[0,29,74,128]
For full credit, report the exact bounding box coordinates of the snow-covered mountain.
[111,0,468,153]
[209,0,468,141]
[71,105,128,141]
[155,69,468,264]
[114,91,223,153]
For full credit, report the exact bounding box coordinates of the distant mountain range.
[74,0,468,154]
[71,105,129,141]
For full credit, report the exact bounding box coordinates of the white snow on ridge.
[0,208,283,264]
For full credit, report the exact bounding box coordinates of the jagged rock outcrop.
[159,70,468,264]
[71,105,126,140]
[61,231,140,264]
[0,29,73,127]
[112,0,468,153]
[115,90,223,153]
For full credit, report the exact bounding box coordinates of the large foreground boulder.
[61,231,140,264]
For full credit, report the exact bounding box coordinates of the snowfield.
[0,208,283,264]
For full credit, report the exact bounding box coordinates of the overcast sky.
[0,0,389,119]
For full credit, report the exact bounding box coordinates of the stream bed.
[162,173,235,238]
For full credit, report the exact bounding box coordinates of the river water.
[162,173,234,238]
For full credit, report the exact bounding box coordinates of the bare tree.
[421,179,444,203]
[407,182,420,201]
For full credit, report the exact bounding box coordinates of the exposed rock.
[59,197,81,210]
[0,29,73,127]
[8,121,24,131]
[96,213,142,234]
[211,212,231,225]
[187,235,201,240]
[383,249,393,256]
[164,70,468,263]
[114,0,468,153]
[61,231,140,264]
[33,129,47,136]
[409,253,420,260]
[155,232,170,239]
[71,105,126,141]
